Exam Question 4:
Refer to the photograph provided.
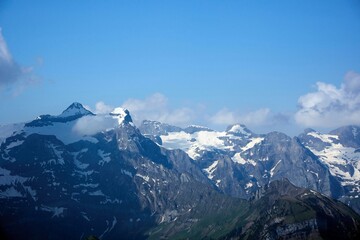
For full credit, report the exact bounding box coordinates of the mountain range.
[0,103,359,239]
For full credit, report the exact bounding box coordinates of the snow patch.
[0,167,28,186]
[245,182,253,189]
[204,160,219,180]
[228,124,250,136]
[241,137,264,152]
[270,160,282,177]
[161,130,232,160]
[121,169,133,178]
[0,187,24,198]
[136,173,150,182]
[306,132,360,185]
[89,190,105,196]
[74,183,99,188]
[81,212,90,221]
[232,153,247,165]
[40,205,66,218]
[216,179,221,187]
[307,132,339,143]
[6,140,24,149]
[100,217,117,238]
[49,144,65,165]
[98,150,111,166]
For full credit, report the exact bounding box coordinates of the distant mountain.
[298,126,360,215]
[139,120,346,207]
[0,103,360,239]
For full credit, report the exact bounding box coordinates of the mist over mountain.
[0,103,360,239]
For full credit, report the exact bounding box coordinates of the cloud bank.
[295,71,360,128]
[84,70,359,135]
[73,115,118,136]
[0,28,39,95]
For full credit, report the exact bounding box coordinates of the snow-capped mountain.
[299,126,360,212]
[1,103,360,239]
[139,120,358,213]
[0,103,223,239]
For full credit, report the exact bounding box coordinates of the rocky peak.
[59,102,94,118]
[139,120,182,135]
[25,102,94,127]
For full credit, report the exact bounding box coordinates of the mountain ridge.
[1,102,360,239]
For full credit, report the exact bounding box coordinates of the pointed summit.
[110,107,133,124]
[25,102,94,127]
[59,102,94,118]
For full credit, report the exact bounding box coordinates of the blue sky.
[0,1,360,135]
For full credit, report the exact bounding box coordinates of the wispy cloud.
[208,107,289,128]
[0,28,40,96]
[84,101,114,114]
[81,92,296,134]
[121,93,196,126]
[295,71,360,128]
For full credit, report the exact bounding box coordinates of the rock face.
[151,179,360,240]
[242,179,360,240]
[140,120,360,214]
[0,103,360,239]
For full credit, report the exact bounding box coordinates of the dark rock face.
[329,125,360,148]
[138,120,183,136]
[151,179,360,240]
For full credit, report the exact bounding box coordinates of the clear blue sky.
[1,1,360,134]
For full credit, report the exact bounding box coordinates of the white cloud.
[209,108,272,127]
[0,28,39,96]
[295,71,360,128]
[73,115,117,136]
[81,94,293,134]
[83,101,114,114]
[121,93,196,126]
[94,101,113,114]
